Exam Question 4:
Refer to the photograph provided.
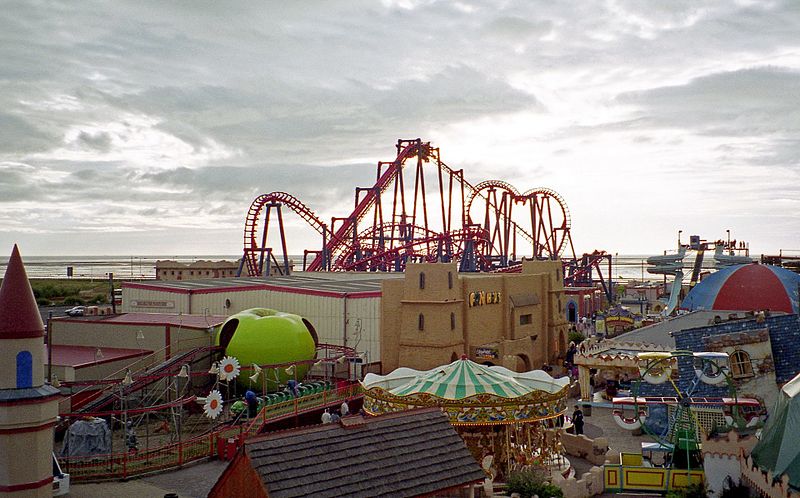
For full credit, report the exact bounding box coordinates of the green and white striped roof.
[362,357,569,400]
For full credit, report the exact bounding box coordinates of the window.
[419,272,426,289]
[418,313,425,331]
[16,351,32,388]
[450,312,456,330]
[730,350,753,378]
[520,314,533,325]
[448,271,453,289]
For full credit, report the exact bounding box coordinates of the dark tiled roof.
[245,408,484,498]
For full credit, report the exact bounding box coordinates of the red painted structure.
[682,263,800,314]
[239,139,613,299]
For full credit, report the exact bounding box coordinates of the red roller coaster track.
[239,138,613,299]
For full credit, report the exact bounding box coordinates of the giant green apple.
[215,308,318,391]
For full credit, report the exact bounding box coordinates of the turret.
[0,245,60,496]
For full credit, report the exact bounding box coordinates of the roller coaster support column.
[256,202,291,276]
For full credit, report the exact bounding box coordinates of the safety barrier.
[59,382,362,481]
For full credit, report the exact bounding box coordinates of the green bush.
[36,297,52,306]
[506,469,564,498]
[568,331,586,345]
[62,296,85,306]
[90,294,107,304]
[666,482,708,498]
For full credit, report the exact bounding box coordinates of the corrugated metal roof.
[124,272,403,296]
[52,312,226,329]
[48,345,152,368]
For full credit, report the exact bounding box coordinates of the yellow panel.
[622,468,667,490]
[621,453,643,466]
[604,466,621,489]
[670,470,704,489]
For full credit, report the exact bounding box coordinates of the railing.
[59,382,362,482]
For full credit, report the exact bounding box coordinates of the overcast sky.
[1,1,798,257]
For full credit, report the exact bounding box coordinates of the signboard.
[130,300,175,309]
[475,347,499,360]
[468,291,502,307]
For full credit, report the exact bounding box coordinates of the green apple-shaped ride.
[215,308,318,391]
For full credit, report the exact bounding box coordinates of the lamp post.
[726,229,731,250]
[47,311,53,384]
[678,230,683,250]
[122,370,133,452]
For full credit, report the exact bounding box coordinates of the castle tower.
[0,245,60,496]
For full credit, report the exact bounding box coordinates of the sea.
[2,254,723,281]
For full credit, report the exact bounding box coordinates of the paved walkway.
[69,459,227,497]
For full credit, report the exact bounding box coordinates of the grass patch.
[0,278,115,306]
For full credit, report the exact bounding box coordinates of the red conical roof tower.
[0,244,44,339]
[0,245,60,497]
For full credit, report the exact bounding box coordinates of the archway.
[567,301,577,323]
[515,354,531,372]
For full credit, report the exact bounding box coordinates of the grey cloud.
[0,113,57,153]
[617,68,800,141]
[76,130,112,151]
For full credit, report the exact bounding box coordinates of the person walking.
[572,404,585,435]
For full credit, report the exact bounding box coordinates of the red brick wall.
[208,452,269,498]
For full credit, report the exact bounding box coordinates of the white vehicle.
[52,453,70,496]
[65,306,85,317]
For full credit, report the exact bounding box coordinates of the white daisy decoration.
[203,390,224,419]
[218,356,241,381]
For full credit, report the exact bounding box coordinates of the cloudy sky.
[1,0,798,257]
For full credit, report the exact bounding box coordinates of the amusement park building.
[122,273,396,371]
[47,313,227,410]
[122,260,568,374]
[381,259,569,373]
[155,259,246,281]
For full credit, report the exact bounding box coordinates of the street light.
[678,230,683,250]
[726,229,731,250]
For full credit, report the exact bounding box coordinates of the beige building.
[122,261,568,375]
[122,274,395,368]
[155,259,245,281]
[381,260,569,373]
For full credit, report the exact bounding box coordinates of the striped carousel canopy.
[362,357,569,401]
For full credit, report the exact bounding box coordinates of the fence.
[59,382,362,481]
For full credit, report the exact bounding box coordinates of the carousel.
[361,356,570,479]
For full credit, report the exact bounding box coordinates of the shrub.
[62,296,85,306]
[568,331,586,345]
[666,482,708,498]
[36,297,51,306]
[90,294,107,304]
[506,469,564,498]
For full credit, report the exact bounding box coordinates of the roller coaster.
[239,138,612,299]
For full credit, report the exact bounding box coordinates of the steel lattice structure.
[239,138,612,296]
